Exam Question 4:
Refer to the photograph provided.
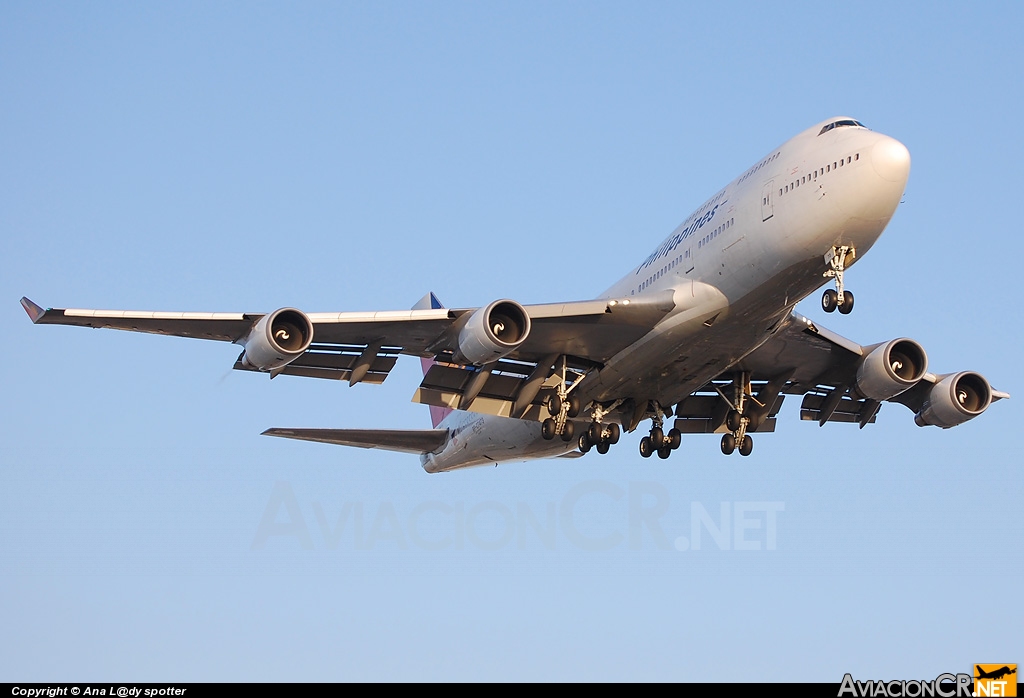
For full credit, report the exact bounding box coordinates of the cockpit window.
[818,119,866,135]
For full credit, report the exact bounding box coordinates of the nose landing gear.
[822,245,855,315]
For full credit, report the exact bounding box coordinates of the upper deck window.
[818,119,866,136]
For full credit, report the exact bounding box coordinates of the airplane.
[21,116,1009,473]
[975,666,1016,681]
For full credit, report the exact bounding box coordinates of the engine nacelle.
[241,308,314,371]
[455,299,531,365]
[914,372,992,428]
[854,338,928,401]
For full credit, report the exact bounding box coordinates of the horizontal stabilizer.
[261,427,448,454]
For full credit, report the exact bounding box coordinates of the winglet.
[20,297,46,323]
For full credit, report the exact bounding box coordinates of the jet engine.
[455,300,531,365]
[914,372,992,428]
[854,338,928,401]
[240,308,314,371]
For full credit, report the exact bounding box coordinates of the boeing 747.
[22,117,1009,472]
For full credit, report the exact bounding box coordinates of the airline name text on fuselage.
[636,200,725,274]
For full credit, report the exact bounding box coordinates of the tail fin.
[412,292,453,428]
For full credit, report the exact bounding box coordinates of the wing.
[262,427,448,454]
[22,292,674,411]
[21,296,256,341]
[670,311,1008,432]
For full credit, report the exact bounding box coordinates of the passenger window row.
[637,214,734,293]
[739,152,781,185]
[698,217,734,249]
[780,153,860,196]
[638,215,739,295]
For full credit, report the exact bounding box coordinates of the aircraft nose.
[870,136,911,184]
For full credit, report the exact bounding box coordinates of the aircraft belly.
[584,255,833,409]
[423,414,576,472]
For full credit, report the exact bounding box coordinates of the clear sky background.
[2,1,1021,682]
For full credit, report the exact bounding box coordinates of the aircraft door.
[761,181,775,222]
[682,245,695,296]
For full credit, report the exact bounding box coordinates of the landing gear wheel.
[657,445,671,459]
[541,418,557,440]
[668,428,681,450]
[650,427,664,447]
[578,433,592,453]
[560,420,575,442]
[607,423,621,444]
[588,422,603,444]
[639,436,654,458]
[596,442,610,455]
[822,289,838,313]
[566,395,581,418]
[546,394,562,416]
[721,433,736,455]
[838,290,854,315]
[726,409,742,432]
[739,434,753,456]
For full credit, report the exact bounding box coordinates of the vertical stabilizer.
[412,292,453,428]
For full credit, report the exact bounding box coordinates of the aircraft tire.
[560,420,575,442]
[546,394,562,416]
[607,423,621,444]
[721,433,736,455]
[566,395,581,418]
[650,426,664,447]
[739,434,753,456]
[838,291,854,314]
[541,418,557,440]
[822,289,838,313]
[668,428,681,450]
[657,445,672,459]
[726,409,741,432]
[639,436,654,458]
[578,433,592,453]
[596,442,610,455]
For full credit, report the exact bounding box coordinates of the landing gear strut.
[716,373,758,457]
[540,356,582,442]
[639,402,682,459]
[822,245,855,315]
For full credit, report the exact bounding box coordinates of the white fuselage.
[422,118,911,473]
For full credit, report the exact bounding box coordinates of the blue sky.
[2,1,1021,682]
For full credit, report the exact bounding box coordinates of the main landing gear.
[536,359,626,457]
[717,373,757,457]
[540,392,581,443]
[577,400,623,455]
[821,245,855,315]
[638,402,682,460]
[539,357,582,443]
[578,421,620,455]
